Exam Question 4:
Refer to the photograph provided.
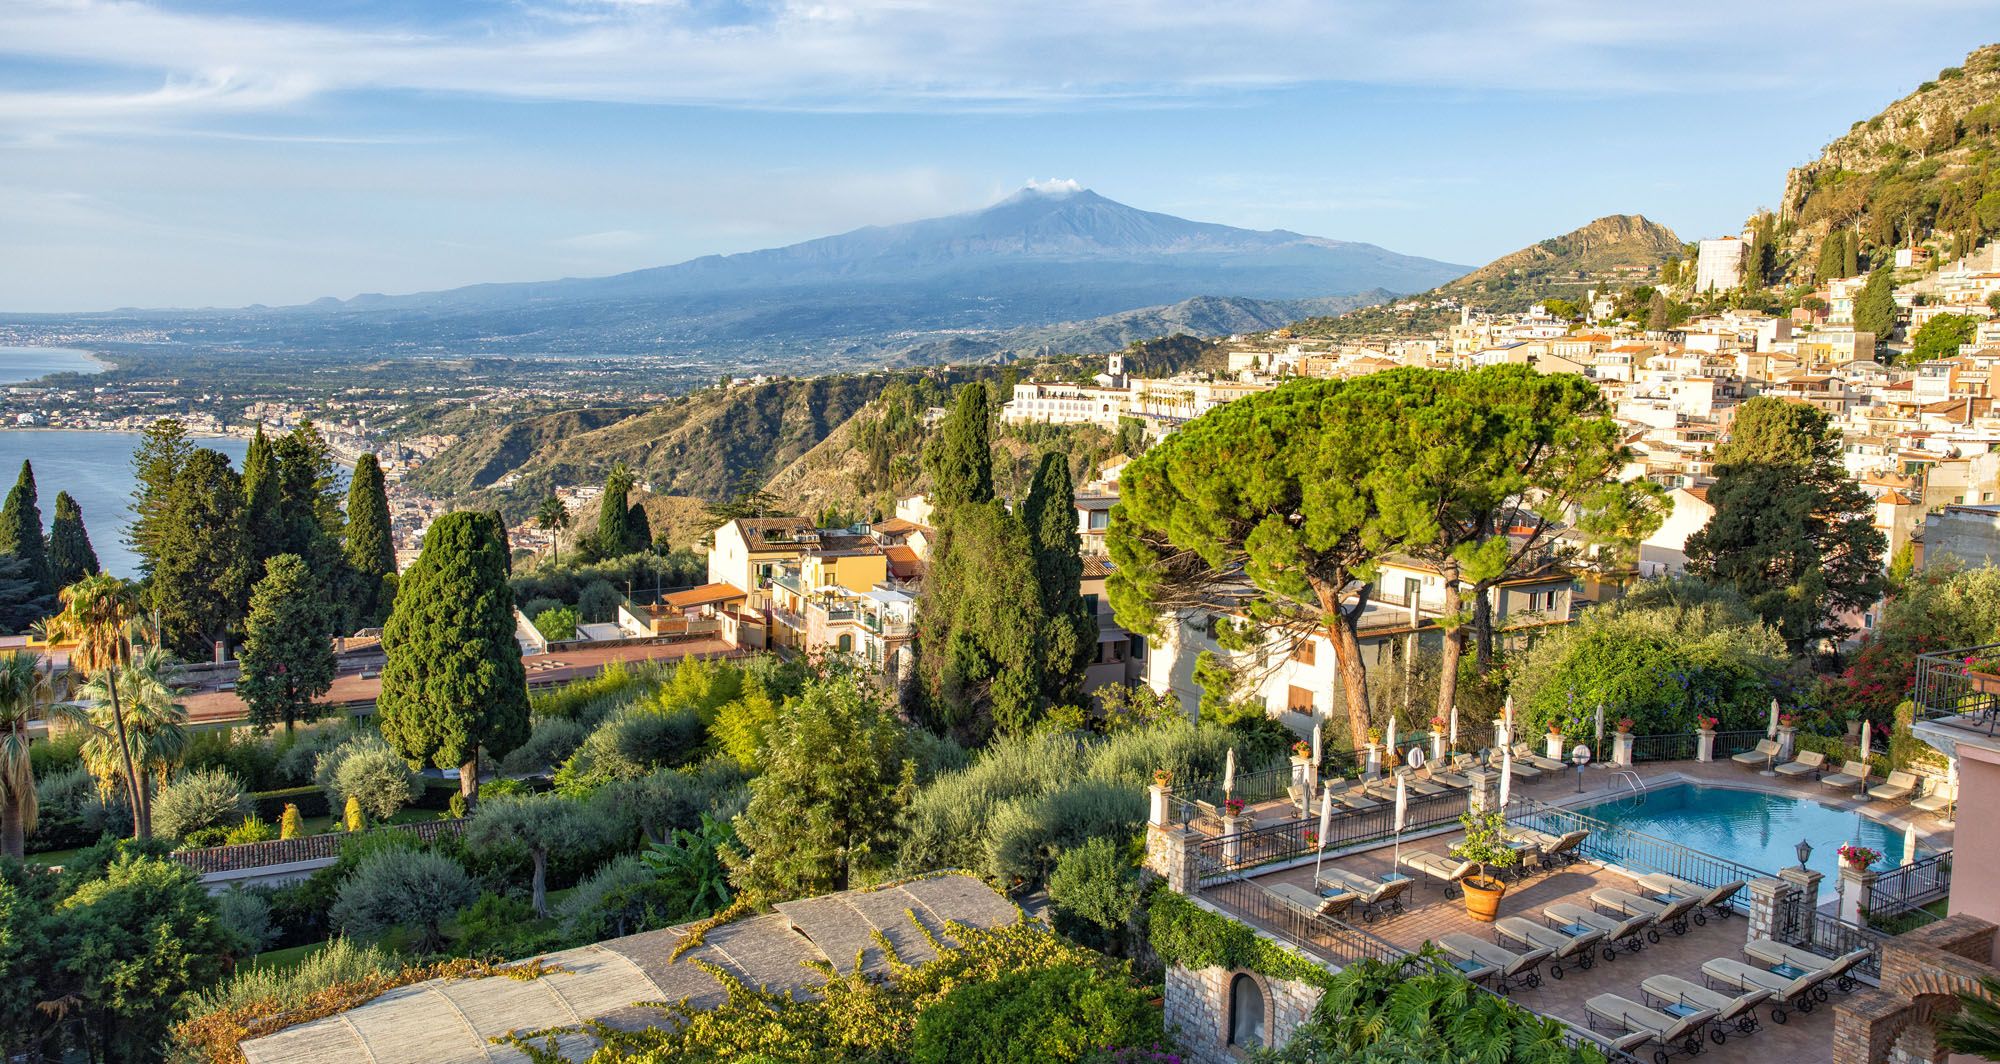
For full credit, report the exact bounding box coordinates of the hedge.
[251,786,330,821]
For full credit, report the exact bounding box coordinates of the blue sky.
[0,0,1994,311]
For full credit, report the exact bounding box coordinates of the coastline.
[0,343,115,381]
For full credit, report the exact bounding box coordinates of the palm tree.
[44,573,148,837]
[0,651,49,858]
[70,647,187,812]
[534,495,571,567]
[1940,975,2000,1060]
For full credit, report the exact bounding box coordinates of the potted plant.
[1966,652,2000,695]
[1449,810,1523,922]
[1152,769,1172,789]
[1366,726,1383,745]
[1615,717,1634,734]
[1430,715,1447,733]
[1223,797,1245,818]
[1838,843,1881,871]
[1292,740,1312,760]
[1548,722,1562,736]
[1779,712,1796,728]
[1697,715,1719,732]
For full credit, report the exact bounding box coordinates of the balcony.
[1911,643,2000,757]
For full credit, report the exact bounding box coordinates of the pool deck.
[1204,757,1952,1064]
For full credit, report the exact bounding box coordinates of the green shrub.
[498,716,589,776]
[590,760,750,847]
[330,848,476,951]
[577,580,621,623]
[216,887,276,952]
[180,729,284,791]
[909,963,1161,1064]
[533,606,580,642]
[1048,835,1142,944]
[553,706,707,794]
[28,730,84,777]
[250,784,331,821]
[29,765,126,851]
[181,937,396,1017]
[986,779,1144,886]
[153,768,251,841]
[554,854,664,941]
[274,726,352,787]
[226,816,277,845]
[316,736,423,820]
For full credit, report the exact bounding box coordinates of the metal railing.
[1776,891,1891,980]
[1194,788,1470,887]
[1506,796,1768,913]
[1915,643,2000,732]
[1867,850,1953,932]
[1201,879,1408,969]
[171,816,469,875]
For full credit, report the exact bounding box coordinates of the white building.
[1695,237,1747,293]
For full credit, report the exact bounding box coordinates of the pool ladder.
[1608,769,1645,808]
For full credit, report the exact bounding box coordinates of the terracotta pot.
[1968,670,2000,696]
[1462,875,1506,922]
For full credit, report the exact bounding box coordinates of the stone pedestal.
[1466,767,1499,814]
[1290,755,1315,806]
[1837,862,1876,929]
[1612,731,1635,767]
[1696,729,1716,762]
[1222,815,1242,866]
[1144,822,1201,894]
[1777,724,1797,762]
[1779,865,1824,942]
[1746,876,1794,944]
[1545,732,1565,761]
[1149,783,1172,828]
[1365,743,1381,780]
[1431,730,1446,762]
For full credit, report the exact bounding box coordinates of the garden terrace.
[238,873,1019,1064]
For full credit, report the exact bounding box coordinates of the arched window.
[1228,973,1265,1048]
[837,634,853,654]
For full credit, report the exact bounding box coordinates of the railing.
[1867,850,1953,933]
[1507,797,1768,914]
[1201,879,1408,969]
[1776,891,1891,980]
[1194,788,1471,887]
[1914,643,2000,732]
[1625,731,1697,763]
[171,816,469,875]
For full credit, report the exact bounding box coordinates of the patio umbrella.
[1393,773,1408,866]
[1498,746,1513,809]
[1313,788,1336,881]
[1385,716,1398,760]
[1767,698,1780,740]
[1594,703,1606,758]
[1224,747,1237,799]
[1311,722,1322,768]
[1903,820,1918,867]
[1858,725,1872,792]
[1449,703,1459,750]
[1503,695,1515,746]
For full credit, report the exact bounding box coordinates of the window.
[1082,593,1100,616]
[1229,974,1266,1048]
[1291,639,1315,665]
[1129,635,1145,661]
[1287,685,1314,713]
[836,634,853,654]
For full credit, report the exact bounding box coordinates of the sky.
[0,0,1995,312]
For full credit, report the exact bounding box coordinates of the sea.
[0,346,249,577]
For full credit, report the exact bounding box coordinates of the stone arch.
[1226,969,1275,1053]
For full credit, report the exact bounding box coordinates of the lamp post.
[1572,744,1592,793]
[1795,839,1813,871]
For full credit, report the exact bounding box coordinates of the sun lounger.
[1544,901,1648,956]
[1820,759,1870,789]
[1639,974,1770,1042]
[1575,1028,1659,1058]
[1494,916,1603,978]
[1325,778,1381,810]
[1439,932,1552,993]
[1539,829,1591,867]
[1421,763,1470,789]
[1732,738,1780,767]
[1584,993,1718,1061]
[1512,742,1567,773]
[1487,748,1543,781]
[1400,850,1476,897]
[1700,957,1834,1021]
[1912,781,1957,819]
[1590,887,1699,938]
[1266,882,1356,921]
[1317,867,1410,922]
[1394,767,1449,796]
[1773,749,1824,778]
[1742,940,1872,994]
[1635,873,1745,923]
[1869,770,1919,802]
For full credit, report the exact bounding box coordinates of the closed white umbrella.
[1767,699,1780,740]
[1385,716,1398,759]
[1503,694,1515,746]
[1859,725,1872,790]
[1311,722,1322,767]
[1498,746,1513,809]
[1594,703,1606,757]
[1313,787,1336,882]
[1449,703,1459,750]
[1224,747,1237,799]
[1393,773,1409,867]
[1903,819,1919,867]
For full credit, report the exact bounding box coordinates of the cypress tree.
[241,425,283,563]
[344,454,396,625]
[128,417,191,576]
[274,420,341,562]
[922,382,994,515]
[1022,452,1093,707]
[1855,265,1897,345]
[376,510,529,806]
[595,465,634,558]
[238,553,336,734]
[1843,230,1860,278]
[151,449,251,659]
[0,462,50,597]
[48,491,99,587]
[625,500,653,554]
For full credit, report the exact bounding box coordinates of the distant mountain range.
[18,185,1465,368]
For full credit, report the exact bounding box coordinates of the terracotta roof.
[883,544,924,579]
[1880,491,1917,506]
[733,516,817,552]
[662,583,748,610]
[1082,556,1115,579]
[1682,485,1711,503]
[869,517,923,535]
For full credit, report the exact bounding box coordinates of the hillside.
[1779,43,2000,275]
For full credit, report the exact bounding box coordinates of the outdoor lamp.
[1795,840,1812,870]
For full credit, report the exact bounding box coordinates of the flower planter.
[1968,669,2000,697]
[1462,875,1506,922]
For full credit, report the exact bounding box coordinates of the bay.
[0,430,250,578]
[0,345,106,385]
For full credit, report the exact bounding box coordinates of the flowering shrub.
[1429,716,1446,730]
[1838,843,1881,870]
[1779,712,1796,726]
[1698,715,1720,730]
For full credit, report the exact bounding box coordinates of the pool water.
[1572,782,1930,881]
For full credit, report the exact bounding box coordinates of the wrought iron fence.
[1915,643,2000,732]
[1194,788,1470,887]
[1506,797,1768,913]
[1866,850,1953,934]
[172,816,469,875]
[1775,889,1890,980]
[1201,879,1408,969]
[1712,730,1769,758]
[1625,732,1698,763]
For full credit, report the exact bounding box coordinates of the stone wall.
[1165,963,1324,1064]
[1832,914,1999,1064]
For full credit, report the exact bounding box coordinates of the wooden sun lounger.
[1912,781,1957,819]
[1639,974,1770,1042]
[1742,939,1871,994]
[1265,882,1356,921]
[1512,742,1567,773]
[1325,779,1381,810]
[1634,873,1744,924]
[1592,886,1701,937]
[1544,902,1649,955]
[1584,993,1718,1061]
[1488,749,1543,780]
[1400,850,1476,897]
[1731,738,1779,767]
[1317,867,1410,922]
[1869,770,1918,802]
[1538,829,1591,867]
[1421,763,1470,789]
[1773,749,1824,778]
[1820,759,1870,789]
[1700,957,1834,1022]
[1494,916,1602,978]
[1440,932,1552,993]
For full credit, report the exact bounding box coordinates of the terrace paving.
[1201,755,1954,1064]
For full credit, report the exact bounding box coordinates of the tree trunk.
[1,805,21,860]
[1316,582,1374,752]
[104,669,148,841]
[1435,575,1465,733]
[1472,586,1496,673]
[459,749,479,809]
[531,848,548,916]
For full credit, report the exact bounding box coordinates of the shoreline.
[0,344,115,381]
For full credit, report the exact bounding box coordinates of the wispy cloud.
[0,0,1969,136]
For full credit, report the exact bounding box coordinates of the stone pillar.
[1290,756,1315,805]
[1612,732,1635,767]
[1145,822,1202,895]
[1777,724,1797,762]
[1696,728,1716,763]
[1431,729,1446,762]
[1466,767,1499,814]
[1365,743,1381,780]
[1149,782,1171,828]
[1493,720,1508,751]
[1746,876,1795,945]
[1222,815,1242,867]
[1837,862,1875,929]
[1545,732,1565,762]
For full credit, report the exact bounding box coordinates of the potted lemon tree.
[1450,809,1522,922]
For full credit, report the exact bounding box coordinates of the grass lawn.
[27,845,87,867]
[251,942,326,973]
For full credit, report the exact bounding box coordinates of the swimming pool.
[1571,782,1931,882]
